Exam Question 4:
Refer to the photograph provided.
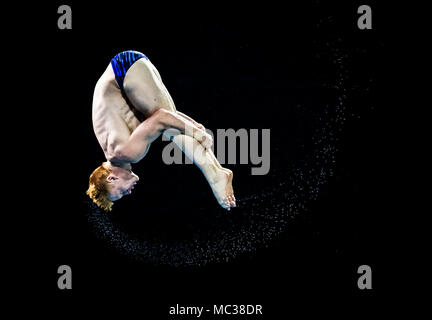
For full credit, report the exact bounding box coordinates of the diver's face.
[107,169,139,201]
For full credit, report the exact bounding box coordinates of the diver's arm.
[176,111,205,131]
[156,109,212,147]
[113,109,212,163]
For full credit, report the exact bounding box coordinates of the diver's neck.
[106,161,132,171]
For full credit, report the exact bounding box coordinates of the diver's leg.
[124,59,235,209]
[206,148,226,170]
[163,130,236,210]
[165,109,225,171]
[123,58,176,116]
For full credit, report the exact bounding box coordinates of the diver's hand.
[195,122,205,131]
[196,130,213,149]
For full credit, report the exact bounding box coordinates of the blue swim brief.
[110,50,149,90]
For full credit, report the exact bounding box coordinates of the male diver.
[87,50,236,211]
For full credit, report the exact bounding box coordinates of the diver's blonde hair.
[86,162,113,211]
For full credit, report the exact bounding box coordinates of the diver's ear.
[106,174,118,183]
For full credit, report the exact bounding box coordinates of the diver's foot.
[210,168,236,210]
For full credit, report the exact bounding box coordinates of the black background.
[9,0,390,316]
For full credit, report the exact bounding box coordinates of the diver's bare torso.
[92,58,176,162]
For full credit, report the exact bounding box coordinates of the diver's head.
[105,162,139,201]
[86,162,139,211]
